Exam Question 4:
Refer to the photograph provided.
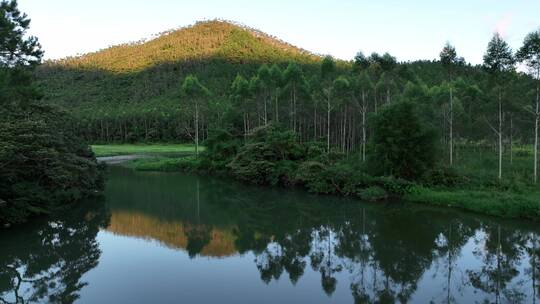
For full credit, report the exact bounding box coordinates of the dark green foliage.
[369,100,438,180]
[0,116,104,224]
[0,1,103,225]
[0,0,42,67]
[421,166,467,187]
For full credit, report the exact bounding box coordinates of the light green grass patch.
[91,144,204,157]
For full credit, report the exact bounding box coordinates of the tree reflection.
[102,167,540,303]
[0,201,109,304]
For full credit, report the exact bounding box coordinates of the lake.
[1,166,539,303]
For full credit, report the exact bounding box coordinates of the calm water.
[1,166,539,303]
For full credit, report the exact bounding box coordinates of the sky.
[19,0,540,65]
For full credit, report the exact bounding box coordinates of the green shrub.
[358,186,388,201]
[421,166,467,187]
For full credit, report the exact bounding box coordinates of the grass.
[405,187,540,221]
[91,144,204,157]
[124,157,188,172]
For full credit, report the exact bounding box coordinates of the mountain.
[35,20,324,125]
[50,20,320,73]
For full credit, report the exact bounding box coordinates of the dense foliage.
[0,0,103,225]
[36,22,537,178]
[369,100,437,179]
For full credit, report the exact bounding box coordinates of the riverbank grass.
[91,144,203,157]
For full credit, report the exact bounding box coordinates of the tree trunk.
[535,75,539,184]
[362,91,367,162]
[327,96,331,153]
[510,116,513,165]
[498,89,502,180]
[195,102,199,157]
[314,106,317,141]
[264,94,268,125]
[449,87,454,166]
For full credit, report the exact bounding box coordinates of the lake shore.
[97,144,540,222]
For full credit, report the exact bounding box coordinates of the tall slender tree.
[257,64,271,124]
[181,75,210,157]
[483,33,515,180]
[321,56,336,152]
[230,74,251,140]
[284,63,306,132]
[269,64,283,123]
[517,29,540,184]
[440,42,459,165]
[353,72,374,162]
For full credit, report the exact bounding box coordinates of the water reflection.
[0,201,110,303]
[1,166,539,303]
[103,167,539,303]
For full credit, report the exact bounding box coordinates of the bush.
[358,186,388,201]
[422,166,467,187]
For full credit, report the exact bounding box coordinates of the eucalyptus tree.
[269,64,284,123]
[308,75,323,141]
[517,29,540,183]
[321,56,336,152]
[283,62,306,132]
[249,75,265,127]
[181,74,210,156]
[353,51,370,72]
[230,74,251,140]
[333,76,351,153]
[257,64,271,124]
[483,33,515,180]
[440,42,459,165]
[353,72,374,161]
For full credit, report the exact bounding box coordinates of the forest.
[0,0,103,225]
[2,3,540,224]
[33,19,540,219]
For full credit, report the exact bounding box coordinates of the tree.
[181,74,210,156]
[321,56,336,152]
[269,64,283,123]
[230,74,251,140]
[283,63,306,132]
[256,64,271,124]
[440,42,459,165]
[352,72,374,162]
[517,29,540,184]
[332,76,351,153]
[369,101,438,180]
[353,51,369,72]
[0,0,43,67]
[0,0,103,225]
[483,33,515,180]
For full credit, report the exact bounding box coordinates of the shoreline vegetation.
[3,0,540,228]
[98,139,540,222]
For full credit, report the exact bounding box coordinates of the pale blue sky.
[20,0,540,64]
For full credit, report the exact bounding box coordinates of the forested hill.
[35,20,324,139]
[35,20,536,148]
[47,20,320,73]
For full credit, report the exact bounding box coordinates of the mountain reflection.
[104,167,539,303]
[1,167,538,303]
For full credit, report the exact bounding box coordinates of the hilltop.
[46,20,320,73]
[35,20,326,122]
